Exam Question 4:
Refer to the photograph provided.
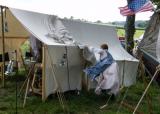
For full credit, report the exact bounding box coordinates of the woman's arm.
[92,48,103,54]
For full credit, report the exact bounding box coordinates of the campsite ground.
[0,28,158,114]
[0,72,160,114]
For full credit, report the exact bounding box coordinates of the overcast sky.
[0,0,154,22]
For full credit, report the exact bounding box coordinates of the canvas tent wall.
[9,8,84,100]
[0,9,29,62]
[138,11,160,63]
[61,19,139,88]
[8,8,139,100]
[138,11,160,83]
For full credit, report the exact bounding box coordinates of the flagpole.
[1,5,5,87]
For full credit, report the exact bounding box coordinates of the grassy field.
[0,74,160,114]
[117,28,144,39]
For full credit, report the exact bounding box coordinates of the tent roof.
[8,7,138,61]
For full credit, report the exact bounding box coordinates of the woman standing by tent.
[84,44,120,96]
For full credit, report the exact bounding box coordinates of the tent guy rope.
[133,64,160,114]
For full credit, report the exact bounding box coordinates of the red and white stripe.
[119,6,134,16]
[119,1,154,16]
[136,1,154,13]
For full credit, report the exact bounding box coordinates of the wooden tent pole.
[23,77,30,108]
[42,44,46,101]
[133,65,160,114]
[1,6,5,87]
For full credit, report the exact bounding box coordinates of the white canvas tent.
[61,18,139,88]
[1,7,139,100]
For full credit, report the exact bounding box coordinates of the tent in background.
[138,11,160,62]
[2,7,139,100]
[0,9,29,62]
[138,11,160,83]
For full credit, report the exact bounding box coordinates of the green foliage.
[96,20,102,23]
[20,40,30,56]
[137,21,148,28]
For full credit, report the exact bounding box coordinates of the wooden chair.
[31,63,42,95]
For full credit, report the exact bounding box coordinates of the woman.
[84,44,120,96]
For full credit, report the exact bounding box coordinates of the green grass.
[117,28,144,39]
[0,75,160,114]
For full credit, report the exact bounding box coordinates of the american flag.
[119,0,154,16]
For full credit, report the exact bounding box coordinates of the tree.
[124,0,160,54]
[96,20,102,23]
[151,0,160,9]
[125,0,135,54]
[70,16,74,20]
[137,21,148,28]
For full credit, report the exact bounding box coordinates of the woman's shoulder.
[102,49,108,53]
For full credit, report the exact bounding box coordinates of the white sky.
[0,0,154,22]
